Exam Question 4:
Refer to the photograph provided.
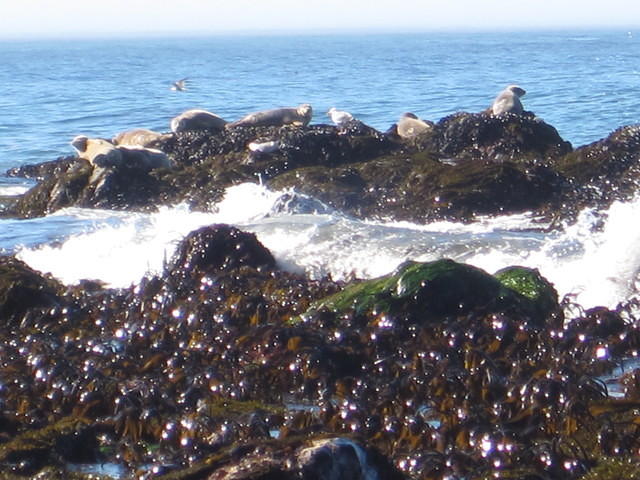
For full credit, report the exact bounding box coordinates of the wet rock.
[203,437,402,480]
[494,265,561,324]
[432,111,573,162]
[555,124,640,216]
[306,259,559,326]
[0,113,579,223]
[0,416,96,474]
[6,156,80,181]
[0,256,63,324]
[163,224,276,292]
[4,158,168,217]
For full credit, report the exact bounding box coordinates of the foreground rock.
[2,224,640,479]
[8,111,640,224]
[0,256,64,325]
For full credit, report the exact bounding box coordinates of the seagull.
[327,107,354,126]
[170,78,188,91]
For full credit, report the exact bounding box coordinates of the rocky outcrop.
[1,226,640,479]
[3,111,640,226]
[0,256,64,325]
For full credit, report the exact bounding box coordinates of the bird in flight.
[170,78,188,91]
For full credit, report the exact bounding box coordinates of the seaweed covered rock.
[5,159,167,218]
[202,437,402,480]
[494,265,561,323]
[0,256,64,325]
[432,111,573,162]
[158,124,395,170]
[5,156,79,181]
[306,259,560,326]
[164,224,276,292]
[555,124,640,215]
[6,113,640,226]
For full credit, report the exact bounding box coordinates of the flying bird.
[170,78,188,91]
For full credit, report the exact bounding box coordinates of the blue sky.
[1,0,639,38]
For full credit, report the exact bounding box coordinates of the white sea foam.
[13,182,640,309]
[0,185,31,196]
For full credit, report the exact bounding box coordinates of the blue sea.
[1,30,640,310]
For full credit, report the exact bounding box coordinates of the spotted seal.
[170,109,227,133]
[113,128,168,148]
[396,112,433,139]
[71,135,122,166]
[228,104,312,128]
[71,135,172,170]
[491,85,526,115]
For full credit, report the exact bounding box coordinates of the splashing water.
[9,182,640,309]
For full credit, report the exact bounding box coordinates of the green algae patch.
[494,265,560,322]
[303,259,560,326]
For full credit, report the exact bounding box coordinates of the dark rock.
[5,159,166,217]
[5,156,80,181]
[433,111,572,162]
[0,256,63,324]
[164,224,276,292]
[555,124,640,217]
[6,113,640,226]
[204,437,403,480]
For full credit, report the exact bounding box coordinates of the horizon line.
[1,24,639,42]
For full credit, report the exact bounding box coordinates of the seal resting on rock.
[113,128,169,148]
[170,109,227,133]
[228,103,313,128]
[113,146,173,170]
[71,135,122,167]
[491,85,526,115]
[71,135,172,170]
[396,112,433,138]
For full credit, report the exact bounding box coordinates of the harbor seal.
[71,135,172,170]
[228,104,313,128]
[170,109,227,133]
[113,128,168,148]
[491,85,526,115]
[115,146,173,170]
[71,135,122,167]
[327,107,354,126]
[396,112,433,139]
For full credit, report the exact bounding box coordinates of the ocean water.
[1,31,640,310]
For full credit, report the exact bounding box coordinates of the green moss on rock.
[305,259,560,325]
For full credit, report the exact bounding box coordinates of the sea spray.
[13,182,640,310]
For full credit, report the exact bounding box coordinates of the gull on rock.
[327,107,354,126]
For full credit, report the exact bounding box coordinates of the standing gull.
[327,107,354,126]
